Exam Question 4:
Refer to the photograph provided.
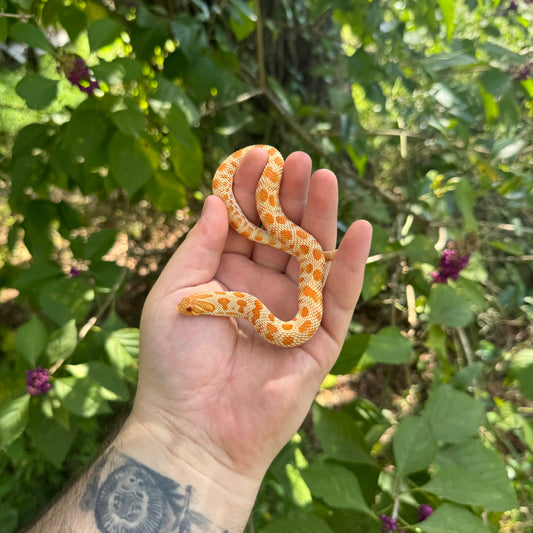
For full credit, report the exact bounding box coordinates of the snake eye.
[186,306,193,313]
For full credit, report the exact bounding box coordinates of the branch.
[254,0,266,90]
[0,12,34,19]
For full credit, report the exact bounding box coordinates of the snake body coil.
[178,145,336,347]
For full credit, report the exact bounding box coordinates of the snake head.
[177,296,216,315]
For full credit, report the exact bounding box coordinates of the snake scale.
[178,145,337,347]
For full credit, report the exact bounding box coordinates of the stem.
[0,12,33,19]
[254,0,266,90]
[457,327,474,366]
[392,492,400,520]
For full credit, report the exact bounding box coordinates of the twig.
[200,88,263,117]
[254,0,266,90]
[457,327,474,366]
[0,11,33,19]
[78,265,129,342]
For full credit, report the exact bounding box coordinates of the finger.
[251,151,312,272]
[285,168,339,283]
[320,220,373,348]
[223,147,268,258]
[149,196,229,298]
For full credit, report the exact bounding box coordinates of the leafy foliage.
[0,0,531,531]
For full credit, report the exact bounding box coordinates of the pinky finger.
[320,220,373,349]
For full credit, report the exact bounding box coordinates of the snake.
[177,145,337,347]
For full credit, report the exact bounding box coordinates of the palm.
[134,148,372,475]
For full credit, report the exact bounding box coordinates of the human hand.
[132,147,372,486]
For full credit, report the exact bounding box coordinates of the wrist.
[110,412,261,532]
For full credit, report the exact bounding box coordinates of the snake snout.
[178,296,216,315]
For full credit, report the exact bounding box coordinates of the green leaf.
[13,262,63,292]
[393,416,438,476]
[58,4,87,42]
[46,319,78,364]
[11,0,33,9]
[111,108,147,138]
[229,1,256,41]
[421,504,491,533]
[168,131,203,188]
[365,326,412,364]
[487,240,524,256]
[479,85,499,122]
[423,384,485,445]
[87,18,123,51]
[92,57,144,85]
[169,18,207,61]
[54,377,111,417]
[109,131,153,196]
[285,463,312,507]
[27,405,74,466]
[15,315,48,366]
[427,284,473,327]
[21,199,56,259]
[153,77,200,125]
[478,68,512,98]
[509,349,533,400]
[437,0,455,41]
[64,361,129,402]
[40,278,94,326]
[10,124,51,206]
[260,511,335,533]
[331,334,371,375]
[424,440,517,511]
[62,110,107,159]
[105,328,139,383]
[0,507,18,533]
[82,229,118,260]
[422,51,476,75]
[453,177,477,231]
[312,403,375,465]
[90,260,124,289]
[302,462,370,513]
[361,262,387,301]
[403,234,438,265]
[146,169,187,212]
[0,395,30,451]
[10,22,53,52]
[492,138,526,160]
[16,74,58,110]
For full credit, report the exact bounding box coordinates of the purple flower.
[431,247,470,283]
[26,367,52,396]
[59,55,99,96]
[418,504,433,522]
[69,267,81,278]
[380,514,398,532]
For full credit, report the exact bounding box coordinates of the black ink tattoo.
[81,449,228,533]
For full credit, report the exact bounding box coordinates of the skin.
[27,147,372,533]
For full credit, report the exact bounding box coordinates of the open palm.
[133,147,372,480]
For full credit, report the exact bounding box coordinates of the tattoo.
[81,449,228,533]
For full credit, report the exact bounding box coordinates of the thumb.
[151,196,229,296]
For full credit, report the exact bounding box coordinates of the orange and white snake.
[178,145,336,347]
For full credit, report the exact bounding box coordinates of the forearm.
[26,416,259,533]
